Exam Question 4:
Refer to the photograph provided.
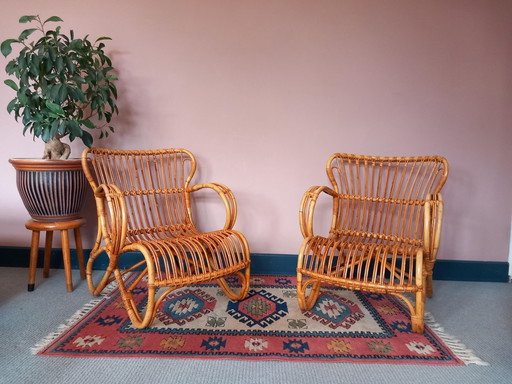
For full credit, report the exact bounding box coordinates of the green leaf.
[43,16,63,24]
[45,100,64,115]
[29,60,39,76]
[1,39,18,57]
[56,56,64,73]
[81,119,95,129]
[17,89,28,104]
[58,84,67,103]
[95,36,112,42]
[69,39,83,50]
[81,130,93,147]
[48,47,56,62]
[18,28,37,41]
[19,15,38,23]
[58,120,67,135]
[41,126,51,142]
[49,119,60,137]
[5,59,17,74]
[67,120,82,136]
[18,52,26,69]
[69,87,85,102]
[7,98,17,113]
[108,84,118,99]
[22,108,31,124]
[20,70,29,85]
[4,79,19,91]
[23,123,31,135]
[72,76,87,84]
[65,56,75,73]
[50,83,61,100]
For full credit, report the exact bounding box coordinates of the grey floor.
[0,266,511,384]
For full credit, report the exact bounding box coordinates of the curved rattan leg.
[114,266,157,329]
[297,274,321,311]
[217,267,250,300]
[86,247,116,296]
[112,246,159,329]
[391,292,424,334]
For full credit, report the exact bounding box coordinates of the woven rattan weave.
[82,148,251,328]
[297,154,448,333]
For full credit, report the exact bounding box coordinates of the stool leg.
[28,231,40,291]
[74,227,86,280]
[43,231,53,278]
[61,229,73,292]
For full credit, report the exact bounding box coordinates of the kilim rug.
[33,274,487,365]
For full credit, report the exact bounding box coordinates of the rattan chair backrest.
[326,154,448,245]
[83,148,198,242]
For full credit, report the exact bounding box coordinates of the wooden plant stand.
[25,218,86,292]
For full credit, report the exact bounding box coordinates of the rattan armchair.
[82,148,251,328]
[297,154,448,333]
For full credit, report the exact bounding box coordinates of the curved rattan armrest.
[94,183,128,256]
[423,193,444,265]
[188,182,237,230]
[299,185,337,238]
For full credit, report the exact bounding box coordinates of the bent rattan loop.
[82,147,251,328]
[297,153,448,334]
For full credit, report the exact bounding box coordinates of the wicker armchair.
[82,148,251,328]
[297,154,448,333]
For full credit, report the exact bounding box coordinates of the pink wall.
[1,0,511,262]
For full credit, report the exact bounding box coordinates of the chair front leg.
[218,267,251,300]
[297,273,321,311]
[411,249,426,334]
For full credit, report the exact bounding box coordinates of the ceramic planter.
[9,158,88,222]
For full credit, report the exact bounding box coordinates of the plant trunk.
[43,137,71,160]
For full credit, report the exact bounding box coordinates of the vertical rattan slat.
[297,153,448,333]
[82,147,250,329]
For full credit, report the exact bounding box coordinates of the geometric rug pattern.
[33,275,486,365]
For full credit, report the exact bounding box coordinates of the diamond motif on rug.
[227,289,288,328]
[306,292,365,330]
[156,288,216,326]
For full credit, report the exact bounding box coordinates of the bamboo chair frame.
[82,148,250,328]
[297,154,448,333]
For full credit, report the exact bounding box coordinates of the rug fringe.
[31,297,104,354]
[424,312,489,366]
[31,276,125,355]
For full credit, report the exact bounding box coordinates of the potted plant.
[2,15,119,222]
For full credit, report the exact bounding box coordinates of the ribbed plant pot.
[9,158,89,222]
